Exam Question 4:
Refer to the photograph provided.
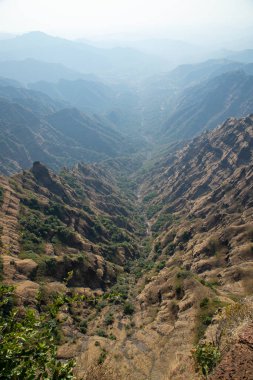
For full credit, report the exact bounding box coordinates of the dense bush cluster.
[0,284,75,379]
[19,209,79,254]
[193,343,220,376]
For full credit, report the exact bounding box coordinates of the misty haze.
[0,1,253,380]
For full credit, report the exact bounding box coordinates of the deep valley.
[1,113,253,379]
[1,30,253,380]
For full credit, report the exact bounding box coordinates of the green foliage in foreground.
[0,284,75,380]
[196,297,223,341]
[193,343,220,376]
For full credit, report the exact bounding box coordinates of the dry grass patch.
[82,363,123,380]
[216,298,253,348]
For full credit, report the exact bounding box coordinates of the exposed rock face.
[31,161,70,202]
[210,323,253,380]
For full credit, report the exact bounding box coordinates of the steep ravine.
[1,116,253,380]
[73,115,253,380]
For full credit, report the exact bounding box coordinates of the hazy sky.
[0,0,253,42]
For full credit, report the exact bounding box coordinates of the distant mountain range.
[161,70,253,140]
[0,83,65,116]
[29,79,117,113]
[228,49,253,63]
[136,58,253,137]
[0,32,166,81]
[164,59,253,88]
[0,84,137,175]
[0,58,96,84]
[0,36,253,175]
[83,38,213,66]
[1,59,253,173]
[29,78,140,130]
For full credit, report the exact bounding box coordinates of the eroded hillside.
[134,114,253,379]
[72,114,253,379]
[1,115,253,380]
[0,159,145,288]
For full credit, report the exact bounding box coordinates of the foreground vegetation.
[0,283,75,380]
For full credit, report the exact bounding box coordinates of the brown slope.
[123,114,253,379]
[0,175,20,255]
[59,116,253,380]
[2,115,253,379]
[0,160,142,291]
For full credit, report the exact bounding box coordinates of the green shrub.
[146,204,162,219]
[181,230,192,243]
[79,320,88,334]
[96,216,127,244]
[104,312,114,326]
[202,315,213,326]
[196,298,223,341]
[124,302,135,316]
[21,197,41,211]
[175,284,184,300]
[98,349,107,365]
[199,278,219,289]
[96,300,107,311]
[0,284,74,379]
[151,213,174,233]
[96,329,107,338]
[45,201,66,219]
[60,172,86,199]
[205,237,220,257]
[177,269,191,280]
[19,210,81,251]
[156,261,166,271]
[193,343,220,376]
[200,297,209,308]
[110,280,129,301]
[143,192,157,203]
[154,242,162,255]
[0,226,2,248]
[165,242,175,256]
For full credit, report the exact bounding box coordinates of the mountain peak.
[20,31,57,40]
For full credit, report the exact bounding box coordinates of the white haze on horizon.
[0,0,252,48]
